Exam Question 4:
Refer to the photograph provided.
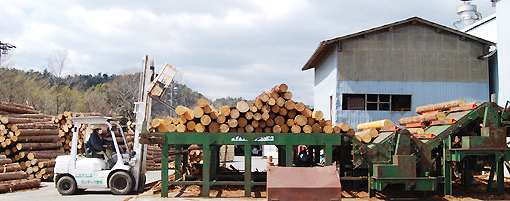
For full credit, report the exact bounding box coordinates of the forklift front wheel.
[56,175,77,195]
[109,171,134,195]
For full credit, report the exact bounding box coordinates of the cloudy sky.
[0,0,496,105]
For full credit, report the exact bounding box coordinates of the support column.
[487,160,496,193]
[443,137,452,195]
[174,145,181,181]
[161,142,169,197]
[285,145,293,167]
[497,155,504,195]
[325,145,333,166]
[202,144,210,197]
[244,144,252,197]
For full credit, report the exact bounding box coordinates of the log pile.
[355,119,394,143]
[145,145,176,171]
[0,154,40,194]
[398,100,467,134]
[150,84,351,135]
[53,112,101,153]
[0,102,64,181]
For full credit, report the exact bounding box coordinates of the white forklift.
[54,56,177,195]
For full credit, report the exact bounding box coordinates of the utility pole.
[0,41,16,66]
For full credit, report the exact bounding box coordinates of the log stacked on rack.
[355,119,394,143]
[0,155,40,194]
[145,145,176,171]
[398,100,468,134]
[53,112,102,153]
[150,84,351,135]
[0,101,64,182]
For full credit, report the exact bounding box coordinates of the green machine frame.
[142,132,350,197]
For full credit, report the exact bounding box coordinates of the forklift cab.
[54,116,136,195]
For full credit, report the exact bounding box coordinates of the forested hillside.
[0,67,251,121]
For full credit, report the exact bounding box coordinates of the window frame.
[342,93,411,111]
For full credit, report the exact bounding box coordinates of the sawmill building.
[302,17,495,128]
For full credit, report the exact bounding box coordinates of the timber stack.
[0,154,40,194]
[0,101,64,182]
[149,84,351,135]
[54,112,101,153]
[148,84,352,174]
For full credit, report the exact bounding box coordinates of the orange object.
[404,123,425,128]
[430,119,456,125]
[449,104,478,112]
[413,134,436,139]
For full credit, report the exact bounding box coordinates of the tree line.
[0,67,250,121]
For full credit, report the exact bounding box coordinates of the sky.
[0,0,496,105]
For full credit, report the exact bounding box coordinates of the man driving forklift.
[88,127,114,168]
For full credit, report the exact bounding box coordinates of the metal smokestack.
[454,0,482,30]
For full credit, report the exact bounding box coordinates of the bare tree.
[47,49,70,114]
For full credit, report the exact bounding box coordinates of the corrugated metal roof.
[302,17,496,71]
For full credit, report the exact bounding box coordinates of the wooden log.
[236,101,250,113]
[271,105,280,113]
[274,116,285,126]
[182,109,194,121]
[186,121,196,131]
[287,109,297,119]
[238,118,248,127]
[291,125,301,133]
[302,108,313,118]
[217,114,226,124]
[266,119,275,127]
[355,129,375,143]
[0,179,40,193]
[0,171,26,181]
[17,129,59,136]
[227,119,238,128]
[220,106,231,116]
[0,163,22,173]
[197,98,209,108]
[294,115,307,126]
[357,119,393,130]
[37,160,55,168]
[230,108,240,119]
[295,102,306,112]
[282,91,292,100]
[18,142,62,151]
[272,125,282,133]
[303,125,312,133]
[323,125,333,133]
[1,117,48,124]
[259,93,270,103]
[27,150,64,160]
[311,123,321,133]
[219,124,229,133]
[0,159,11,165]
[346,128,355,136]
[276,97,285,107]
[245,112,254,120]
[284,100,296,110]
[398,112,446,125]
[406,128,425,134]
[200,115,211,126]
[192,106,204,118]
[14,123,58,130]
[416,100,466,114]
[271,84,288,93]
[312,110,324,121]
[261,112,270,121]
[245,125,254,133]
[39,167,54,175]
[175,105,188,116]
[251,120,259,128]
[281,124,289,133]
[267,98,276,106]
[333,123,349,132]
[0,104,39,114]
[208,122,220,133]
[278,108,288,116]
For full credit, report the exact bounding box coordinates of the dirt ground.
[146,174,510,200]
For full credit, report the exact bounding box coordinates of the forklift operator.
[89,127,113,153]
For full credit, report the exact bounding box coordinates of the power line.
[0,41,17,66]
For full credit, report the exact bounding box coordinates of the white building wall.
[336,80,489,129]
[314,47,338,122]
[497,0,510,106]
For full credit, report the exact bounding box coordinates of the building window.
[342,94,411,111]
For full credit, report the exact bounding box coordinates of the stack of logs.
[150,84,352,135]
[53,112,101,153]
[398,100,466,132]
[0,101,63,181]
[0,154,40,194]
[355,119,394,143]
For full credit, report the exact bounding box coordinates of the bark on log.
[14,123,58,129]
[416,100,466,114]
[17,129,59,136]
[0,159,11,166]
[18,142,63,151]
[0,171,27,181]
[0,163,22,173]
[27,150,65,160]
[0,179,40,193]
[15,135,59,143]
[1,117,48,124]
[357,119,393,130]
[398,112,446,125]
[406,128,425,134]
[38,160,56,168]
[0,104,39,114]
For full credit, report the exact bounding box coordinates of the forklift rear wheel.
[109,171,134,195]
[56,175,77,195]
